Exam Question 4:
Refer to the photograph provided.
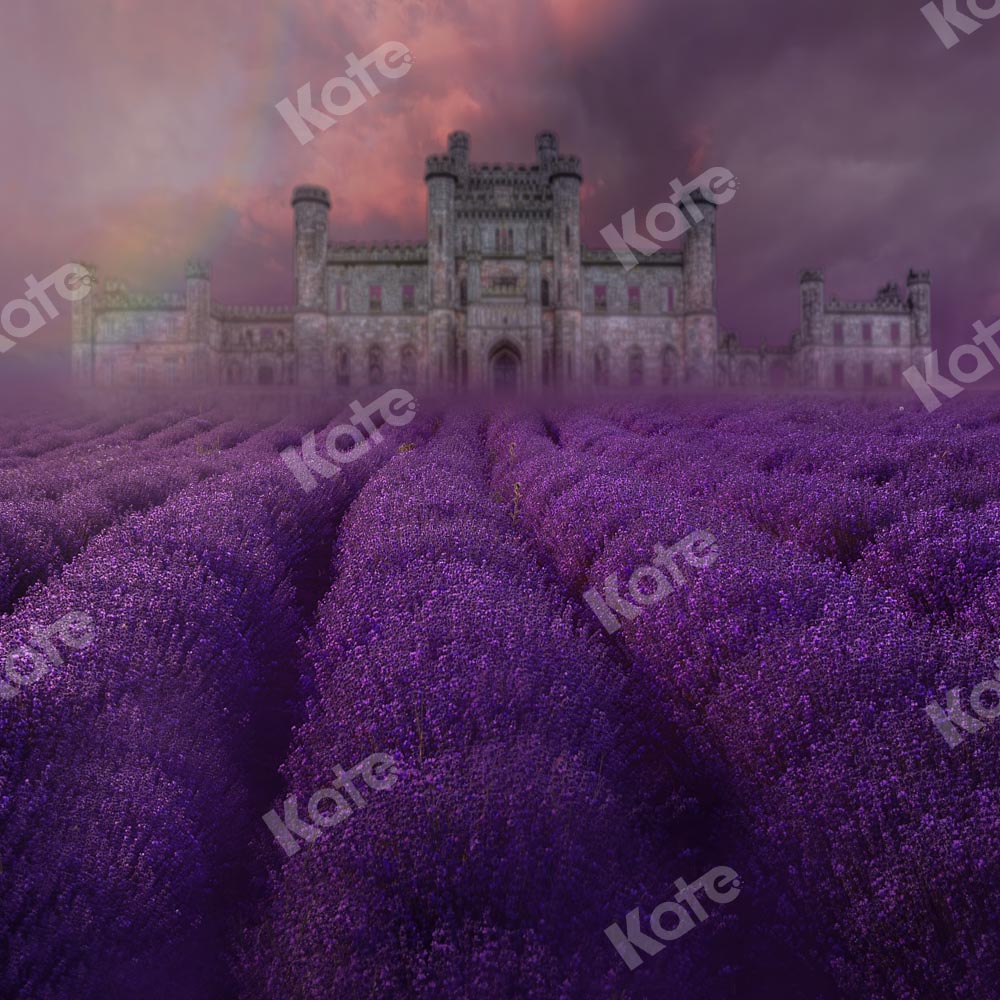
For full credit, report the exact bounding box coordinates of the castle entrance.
[489,342,521,392]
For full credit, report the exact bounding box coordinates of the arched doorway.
[489,342,521,393]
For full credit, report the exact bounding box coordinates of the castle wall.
[70,131,931,395]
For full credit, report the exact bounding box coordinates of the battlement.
[800,270,824,283]
[214,304,294,320]
[425,155,459,181]
[96,281,186,311]
[291,185,331,208]
[582,247,683,267]
[328,241,428,264]
[186,258,211,280]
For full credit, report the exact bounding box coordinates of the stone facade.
[71,131,933,391]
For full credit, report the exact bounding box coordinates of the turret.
[292,185,330,311]
[70,261,97,384]
[292,185,331,385]
[682,189,718,385]
[799,269,825,344]
[536,130,559,169]
[907,269,931,347]
[548,140,583,384]
[425,148,459,385]
[448,131,470,172]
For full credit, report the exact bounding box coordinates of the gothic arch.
[488,340,521,393]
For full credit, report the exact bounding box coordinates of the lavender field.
[1,392,998,999]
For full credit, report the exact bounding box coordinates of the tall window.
[594,345,610,386]
[369,345,384,384]
[459,278,467,307]
[594,284,608,313]
[369,285,382,313]
[402,284,415,311]
[401,345,417,384]
[541,229,548,255]
[890,322,901,345]
[833,322,844,345]
[541,278,550,307]
[661,345,679,385]
[862,322,872,344]
[495,228,501,253]
[628,286,641,314]
[628,348,644,387]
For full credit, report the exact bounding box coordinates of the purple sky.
[3,0,999,378]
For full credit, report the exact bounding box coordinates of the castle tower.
[70,262,97,385]
[425,145,459,387]
[185,259,212,383]
[907,269,931,359]
[681,189,718,385]
[546,133,583,385]
[799,270,825,343]
[292,185,330,386]
[797,270,825,386]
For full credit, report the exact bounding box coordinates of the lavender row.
[0,407,419,997]
[487,403,1000,997]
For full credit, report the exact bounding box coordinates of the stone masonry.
[70,131,934,392]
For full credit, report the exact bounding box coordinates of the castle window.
[541,230,548,255]
[594,345,610,387]
[369,285,382,313]
[890,322,901,345]
[369,345,384,384]
[662,345,679,385]
[594,284,608,313]
[833,322,844,346]
[862,322,872,344]
[541,278,550,307]
[460,278,468,307]
[495,228,501,253]
[507,227,514,252]
[863,362,874,387]
[401,344,417,383]
[402,284,415,311]
[628,286,641,313]
[628,349,644,387]
[834,362,845,388]
[336,348,350,386]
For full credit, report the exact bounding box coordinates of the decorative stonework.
[71,131,931,392]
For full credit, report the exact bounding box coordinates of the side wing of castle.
[70,131,933,392]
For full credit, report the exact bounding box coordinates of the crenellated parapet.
[328,241,428,264]
[95,282,186,311]
[213,304,294,320]
[186,258,211,280]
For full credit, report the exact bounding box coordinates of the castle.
[70,131,933,391]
